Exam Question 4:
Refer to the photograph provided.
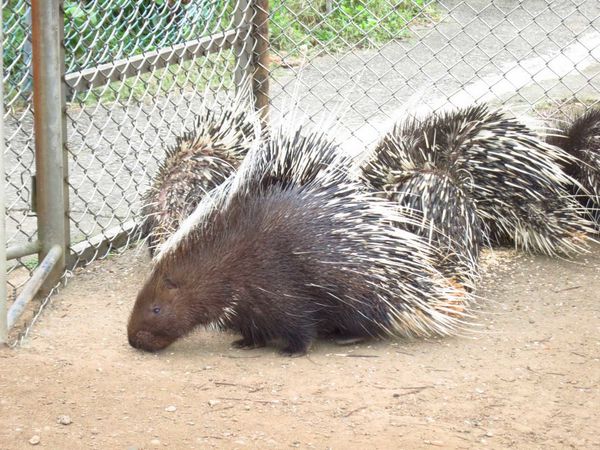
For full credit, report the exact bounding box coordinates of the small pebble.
[29,435,41,445]
[150,438,161,446]
[165,405,177,412]
[57,415,72,425]
[208,400,221,407]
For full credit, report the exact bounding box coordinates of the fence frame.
[2,0,271,338]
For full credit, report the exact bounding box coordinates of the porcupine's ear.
[163,277,178,290]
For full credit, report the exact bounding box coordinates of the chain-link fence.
[2,0,600,343]
[268,0,600,148]
[63,0,264,268]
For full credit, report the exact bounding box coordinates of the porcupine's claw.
[334,336,367,346]
[231,337,267,350]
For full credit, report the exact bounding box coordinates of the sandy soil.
[0,244,599,450]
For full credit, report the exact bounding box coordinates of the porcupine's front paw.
[231,337,266,350]
[280,346,307,357]
[280,337,311,357]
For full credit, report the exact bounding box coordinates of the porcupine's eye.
[152,307,161,315]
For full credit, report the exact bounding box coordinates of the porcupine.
[360,115,483,290]
[544,107,600,227]
[127,125,472,355]
[140,86,260,256]
[362,104,594,258]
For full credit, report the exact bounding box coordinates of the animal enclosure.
[1,0,600,341]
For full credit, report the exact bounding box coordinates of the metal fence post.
[252,0,270,127]
[31,0,70,293]
[1,0,8,345]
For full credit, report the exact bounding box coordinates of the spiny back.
[364,104,593,256]
[545,107,600,225]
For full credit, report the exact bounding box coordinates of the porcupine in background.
[128,124,474,355]
[140,84,261,256]
[360,115,483,291]
[545,106,600,227]
[362,104,594,259]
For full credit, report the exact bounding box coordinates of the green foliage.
[270,0,436,53]
[3,0,219,106]
[23,256,39,271]
[63,0,214,71]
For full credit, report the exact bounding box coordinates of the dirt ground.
[0,244,599,450]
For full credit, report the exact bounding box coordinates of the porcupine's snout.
[128,329,174,352]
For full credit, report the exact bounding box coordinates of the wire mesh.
[2,0,600,341]
[63,0,255,267]
[2,0,36,305]
[64,0,223,72]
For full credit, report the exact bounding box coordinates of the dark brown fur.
[128,188,387,355]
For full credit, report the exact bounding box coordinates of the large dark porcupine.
[140,90,260,255]
[545,107,600,226]
[363,104,594,257]
[128,125,472,355]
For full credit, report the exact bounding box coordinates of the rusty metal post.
[31,0,70,293]
[252,0,270,127]
[1,0,8,345]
